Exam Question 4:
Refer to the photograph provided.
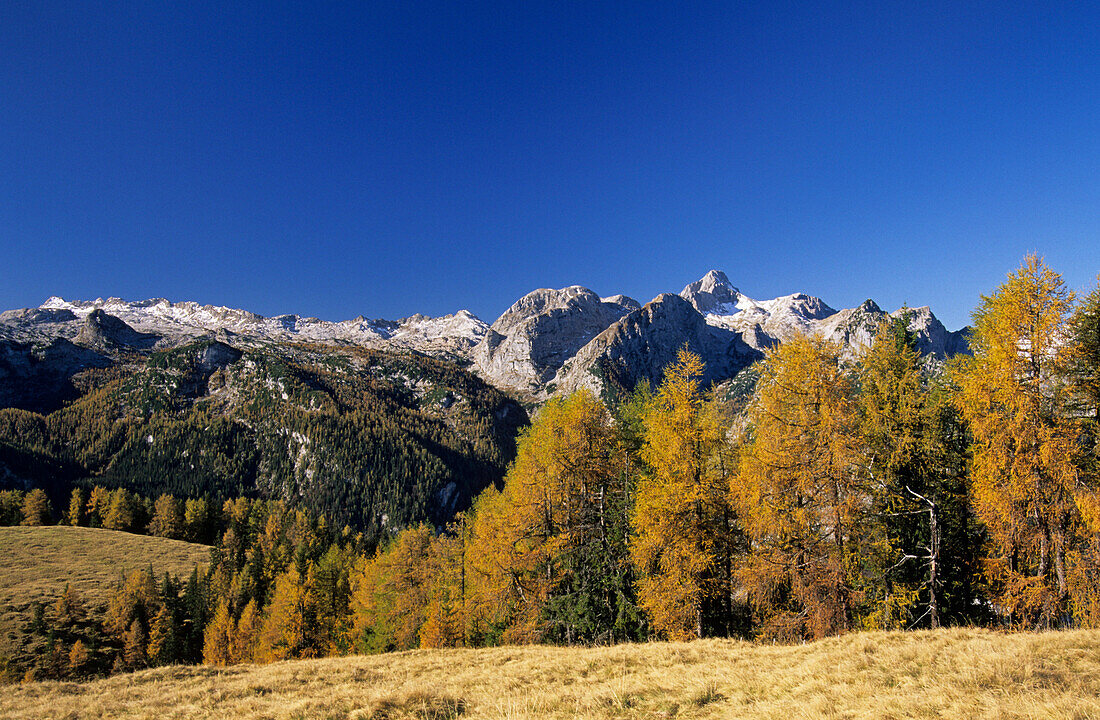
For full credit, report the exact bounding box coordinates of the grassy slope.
[0,526,211,657]
[4,628,1100,719]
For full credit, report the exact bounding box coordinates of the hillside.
[0,526,211,662]
[3,628,1099,718]
[0,340,527,538]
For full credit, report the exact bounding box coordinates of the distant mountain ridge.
[16,296,490,356]
[476,270,969,399]
[0,271,968,403]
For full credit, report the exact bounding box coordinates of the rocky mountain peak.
[856,299,882,314]
[490,286,603,334]
[74,309,157,351]
[7,272,971,403]
[474,285,642,396]
[680,270,741,314]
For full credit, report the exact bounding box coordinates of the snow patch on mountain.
[32,296,488,354]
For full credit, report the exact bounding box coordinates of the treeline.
[2,485,222,544]
[352,255,1100,646]
[7,493,357,681]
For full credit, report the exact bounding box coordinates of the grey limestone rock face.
[679,269,742,314]
[30,296,488,356]
[899,306,970,358]
[557,293,761,396]
[0,338,111,413]
[73,309,160,351]
[195,341,243,373]
[472,286,640,396]
[0,271,970,405]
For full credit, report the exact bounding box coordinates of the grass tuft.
[690,680,723,708]
[363,691,466,720]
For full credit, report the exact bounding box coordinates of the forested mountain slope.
[0,338,526,538]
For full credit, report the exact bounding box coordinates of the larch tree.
[121,618,147,670]
[67,487,85,526]
[630,348,736,640]
[466,389,625,644]
[86,486,111,528]
[21,488,51,526]
[953,254,1080,626]
[103,489,136,531]
[149,494,184,539]
[1064,276,1100,625]
[147,605,181,666]
[349,526,437,653]
[254,566,315,662]
[202,599,235,665]
[734,335,866,641]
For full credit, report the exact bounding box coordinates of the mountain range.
[1,270,968,407]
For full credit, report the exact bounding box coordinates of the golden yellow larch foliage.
[202,599,235,665]
[66,487,84,526]
[20,488,51,526]
[418,528,467,648]
[952,254,1080,626]
[733,334,865,641]
[149,494,183,539]
[465,389,620,644]
[86,485,111,527]
[66,639,88,674]
[630,348,733,640]
[233,599,262,663]
[349,525,439,652]
[254,566,313,662]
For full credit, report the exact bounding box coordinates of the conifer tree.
[149,494,184,539]
[953,255,1081,626]
[858,316,977,628]
[459,390,633,644]
[103,489,136,531]
[350,526,437,652]
[67,640,89,675]
[233,599,261,663]
[1071,277,1100,423]
[183,497,213,543]
[86,486,111,528]
[67,487,85,526]
[1067,277,1100,625]
[122,618,147,670]
[202,599,235,665]
[147,605,180,666]
[734,335,865,640]
[21,488,51,526]
[630,348,736,640]
[53,584,84,629]
[0,489,24,525]
[255,567,313,661]
[310,544,352,654]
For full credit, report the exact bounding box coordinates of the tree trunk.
[928,499,940,629]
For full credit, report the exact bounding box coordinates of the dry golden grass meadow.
[0,525,211,658]
[4,628,1100,720]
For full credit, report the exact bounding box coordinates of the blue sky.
[2,1,1099,331]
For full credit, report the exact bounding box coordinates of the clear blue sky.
[3,1,1099,331]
